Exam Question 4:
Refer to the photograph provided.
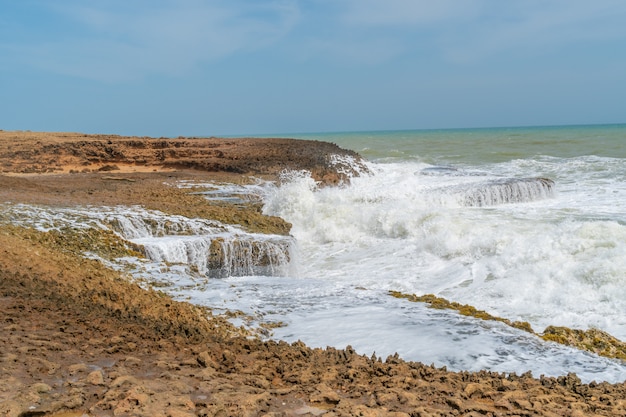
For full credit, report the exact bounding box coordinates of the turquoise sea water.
[272,123,626,164]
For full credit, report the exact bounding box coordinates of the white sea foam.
[256,152,626,383]
[263,161,626,332]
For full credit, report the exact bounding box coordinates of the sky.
[1,0,625,137]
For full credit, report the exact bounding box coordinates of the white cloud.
[7,0,626,80]
[17,0,300,82]
[331,0,626,64]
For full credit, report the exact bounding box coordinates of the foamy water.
[3,124,626,383]
[255,125,626,382]
[254,160,626,382]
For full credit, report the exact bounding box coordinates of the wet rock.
[542,326,626,360]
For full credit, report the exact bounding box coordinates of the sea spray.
[263,157,626,335]
[256,134,626,382]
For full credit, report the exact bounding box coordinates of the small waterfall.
[0,204,294,278]
[135,236,213,272]
[104,212,225,238]
[109,213,295,278]
[132,233,294,278]
[209,236,293,278]
[444,177,555,207]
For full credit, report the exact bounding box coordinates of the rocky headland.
[1,130,625,417]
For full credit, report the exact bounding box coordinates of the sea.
[3,124,626,383]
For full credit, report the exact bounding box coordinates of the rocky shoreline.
[1,131,626,416]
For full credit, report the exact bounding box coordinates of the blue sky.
[1,0,625,136]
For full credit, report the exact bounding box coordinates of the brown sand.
[1,131,625,417]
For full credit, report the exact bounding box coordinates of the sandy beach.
[1,130,625,417]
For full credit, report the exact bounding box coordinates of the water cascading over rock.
[105,211,294,278]
[446,177,555,207]
[1,204,295,279]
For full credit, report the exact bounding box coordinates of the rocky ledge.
[0,130,368,185]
